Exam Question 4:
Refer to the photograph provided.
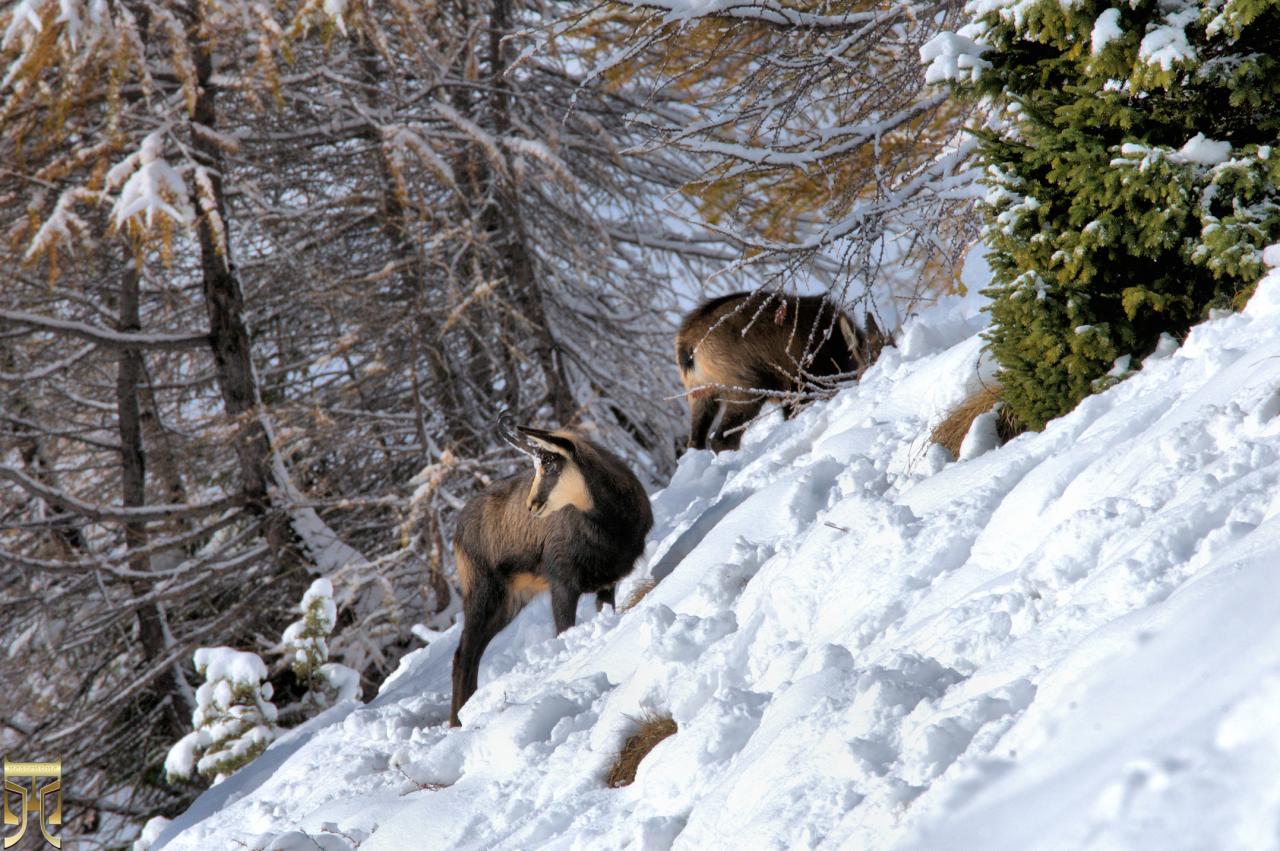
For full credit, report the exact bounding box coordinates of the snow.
[1138,7,1198,72]
[157,259,1280,850]
[193,647,269,686]
[1264,243,1280,269]
[322,0,347,34]
[282,580,336,667]
[110,133,195,230]
[163,731,203,783]
[319,663,362,704]
[920,31,991,84]
[2,0,45,49]
[1175,133,1233,166]
[133,817,171,851]
[1090,8,1122,55]
[958,411,999,461]
[302,579,337,630]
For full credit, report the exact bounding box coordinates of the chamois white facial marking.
[524,435,594,517]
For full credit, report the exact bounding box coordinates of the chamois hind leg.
[449,577,515,727]
[711,399,765,452]
[595,584,616,612]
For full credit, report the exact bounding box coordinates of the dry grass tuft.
[605,714,677,788]
[930,384,1024,458]
[619,578,657,613]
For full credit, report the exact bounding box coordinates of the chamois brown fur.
[675,291,891,451]
[448,420,653,727]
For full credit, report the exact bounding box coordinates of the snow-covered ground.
[156,253,1280,850]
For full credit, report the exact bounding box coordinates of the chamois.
[675,291,890,451]
[448,417,652,727]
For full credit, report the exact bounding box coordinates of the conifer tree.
[925,0,1280,428]
[164,648,278,784]
[282,579,361,711]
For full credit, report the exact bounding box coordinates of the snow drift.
[156,257,1280,850]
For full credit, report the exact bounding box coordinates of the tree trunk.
[189,27,301,573]
[116,259,192,735]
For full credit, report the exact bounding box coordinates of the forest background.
[0,0,976,842]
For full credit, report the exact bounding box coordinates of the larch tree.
[562,0,980,326]
[0,0,712,840]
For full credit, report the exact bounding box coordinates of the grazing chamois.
[448,417,652,727]
[675,291,890,451]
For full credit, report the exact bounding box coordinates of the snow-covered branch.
[0,309,210,350]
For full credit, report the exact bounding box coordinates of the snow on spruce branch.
[921,31,991,84]
[164,583,362,787]
[292,0,351,37]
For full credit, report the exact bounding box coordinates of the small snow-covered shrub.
[605,714,676,788]
[282,578,361,710]
[164,582,363,789]
[164,648,278,784]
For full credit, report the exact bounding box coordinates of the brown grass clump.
[619,578,658,613]
[930,385,1024,458]
[605,714,677,788]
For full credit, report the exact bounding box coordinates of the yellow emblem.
[3,759,61,849]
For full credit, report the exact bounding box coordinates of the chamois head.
[497,416,594,518]
[838,312,893,378]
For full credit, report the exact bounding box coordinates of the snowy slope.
[156,257,1280,851]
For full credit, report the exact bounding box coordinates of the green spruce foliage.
[282,578,360,710]
[926,0,1280,428]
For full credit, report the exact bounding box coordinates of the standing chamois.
[448,417,653,727]
[675,291,890,451]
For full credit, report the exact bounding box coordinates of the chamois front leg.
[711,399,765,452]
[549,582,581,635]
[450,579,516,727]
[687,394,720,451]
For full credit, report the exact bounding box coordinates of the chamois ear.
[515,426,576,458]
